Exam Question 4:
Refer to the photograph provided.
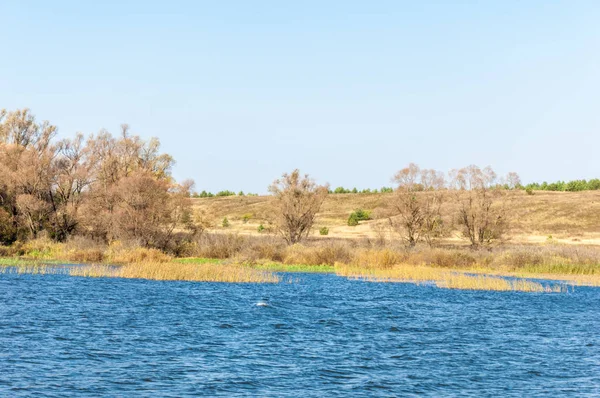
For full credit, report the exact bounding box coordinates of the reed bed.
[335,263,566,292]
[3,234,600,288]
[70,261,280,283]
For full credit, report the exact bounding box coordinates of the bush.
[319,227,329,236]
[194,233,246,259]
[525,187,534,195]
[222,217,230,227]
[257,224,265,233]
[348,209,371,226]
[353,209,371,221]
[216,190,236,197]
[242,213,252,223]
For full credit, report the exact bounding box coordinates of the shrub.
[257,224,265,233]
[319,227,329,236]
[353,209,371,221]
[194,233,246,259]
[216,190,236,197]
[525,187,534,195]
[242,213,253,223]
[222,217,230,228]
[348,209,371,226]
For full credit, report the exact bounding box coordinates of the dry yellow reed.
[70,261,279,283]
[335,263,565,292]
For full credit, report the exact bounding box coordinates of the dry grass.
[191,190,600,243]
[105,242,172,264]
[0,261,279,283]
[335,263,565,292]
[282,243,352,266]
[71,261,279,283]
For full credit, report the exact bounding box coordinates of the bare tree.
[388,163,447,247]
[418,168,447,247]
[450,165,511,247]
[505,172,522,189]
[388,163,423,247]
[268,169,329,245]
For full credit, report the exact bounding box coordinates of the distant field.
[192,190,600,245]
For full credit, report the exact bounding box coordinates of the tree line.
[0,109,194,250]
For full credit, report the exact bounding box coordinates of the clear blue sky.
[1,1,599,193]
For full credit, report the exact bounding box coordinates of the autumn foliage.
[0,109,194,250]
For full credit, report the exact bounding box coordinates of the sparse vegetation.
[1,108,599,291]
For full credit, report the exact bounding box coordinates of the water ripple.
[0,273,599,396]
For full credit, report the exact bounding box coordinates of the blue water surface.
[0,272,599,397]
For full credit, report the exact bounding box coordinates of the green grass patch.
[252,262,335,273]
[0,257,60,266]
[174,258,334,273]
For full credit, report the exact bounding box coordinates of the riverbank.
[2,235,600,290]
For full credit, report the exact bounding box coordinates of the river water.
[1,272,599,397]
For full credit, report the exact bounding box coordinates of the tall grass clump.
[70,262,280,283]
[283,242,352,266]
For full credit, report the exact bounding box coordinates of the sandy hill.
[192,191,600,245]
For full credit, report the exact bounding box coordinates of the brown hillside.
[192,191,600,245]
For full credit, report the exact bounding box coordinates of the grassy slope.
[191,190,600,245]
